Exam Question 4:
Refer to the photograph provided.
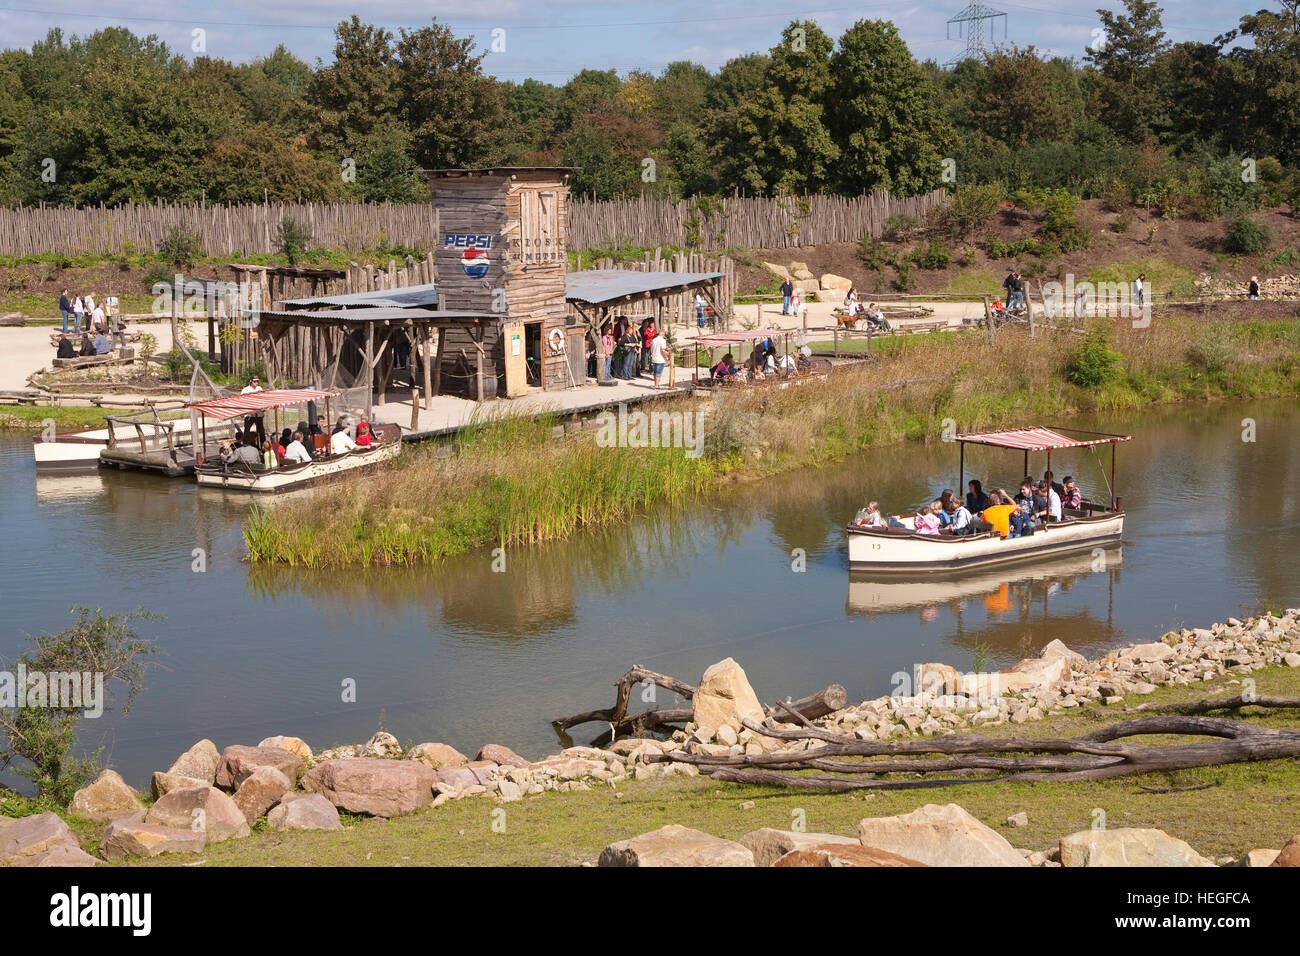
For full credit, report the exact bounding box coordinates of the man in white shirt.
[240,375,265,445]
[330,426,357,455]
[284,431,312,464]
[648,331,668,389]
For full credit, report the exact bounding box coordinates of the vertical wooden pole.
[365,322,374,421]
[422,324,432,409]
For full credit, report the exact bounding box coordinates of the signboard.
[444,233,493,278]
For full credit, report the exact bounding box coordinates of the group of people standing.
[54,289,124,358]
[854,473,1084,539]
[600,316,671,388]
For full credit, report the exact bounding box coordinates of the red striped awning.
[955,427,1131,451]
[188,389,340,420]
[693,330,790,344]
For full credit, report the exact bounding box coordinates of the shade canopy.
[188,388,340,421]
[693,330,789,345]
[565,269,725,306]
[954,426,1132,451]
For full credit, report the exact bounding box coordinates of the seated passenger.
[853,501,884,527]
[261,440,278,469]
[981,492,1017,538]
[283,431,312,464]
[913,503,941,535]
[966,479,991,514]
[777,352,797,374]
[943,497,973,534]
[1063,475,1082,510]
[232,434,260,465]
[217,439,235,464]
[711,353,738,380]
[56,334,75,359]
[356,419,374,447]
[330,419,357,455]
[1033,480,1053,521]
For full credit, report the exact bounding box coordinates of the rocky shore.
[2,609,1299,868]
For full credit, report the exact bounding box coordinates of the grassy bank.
[245,315,1300,567]
[41,664,1289,866]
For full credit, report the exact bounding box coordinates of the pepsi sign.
[444,233,493,279]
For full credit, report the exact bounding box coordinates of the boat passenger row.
[853,474,1087,540]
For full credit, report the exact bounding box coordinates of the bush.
[702,402,758,461]
[882,213,921,243]
[893,259,916,292]
[159,225,203,268]
[947,184,1003,239]
[1222,211,1273,255]
[1067,326,1123,389]
[277,217,312,265]
[1187,323,1237,374]
[857,236,892,271]
[143,262,174,291]
[916,237,952,270]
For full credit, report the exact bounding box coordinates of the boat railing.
[104,401,189,456]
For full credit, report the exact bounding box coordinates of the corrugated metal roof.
[256,308,501,323]
[279,283,439,310]
[564,269,725,306]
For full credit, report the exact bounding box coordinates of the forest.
[0,0,1296,215]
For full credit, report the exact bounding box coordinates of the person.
[278,428,292,458]
[648,327,668,389]
[56,334,75,359]
[330,418,357,455]
[261,440,278,470]
[1063,476,1082,511]
[78,332,95,357]
[853,501,883,527]
[618,322,641,379]
[982,491,1017,538]
[1011,273,1026,310]
[966,479,991,514]
[780,278,794,315]
[601,324,615,380]
[640,319,656,373]
[936,490,957,527]
[943,497,973,534]
[85,293,97,327]
[310,415,327,437]
[283,431,312,464]
[777,351,797,375]
[1002,486,1036,538]
[863,302,890,331]
[109,307,126,350]
[990,298,1007,320]
[217,439,235,464]
[1003,271,1017,307]
[1248,276,1260,300]
[72,295,85,332]
[1014,479,1043,521]
[711,353,738,381]
[790,288,801,317]
[845,287,859,318]
[695,293,708,329]
[355,419,374,447]
[90,298,105,332]
[58,290,72,334]
[1033,481,1052,522]
[241,374,265,446]
[231,432,260,465]
[1042,470,1063,519]
[92,329,112,354]
[913,503,941,535]
[1133,273,1145,309]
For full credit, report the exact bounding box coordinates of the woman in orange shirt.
[981,490,1017,538]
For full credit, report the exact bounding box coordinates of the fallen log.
[1126,694,1300,714]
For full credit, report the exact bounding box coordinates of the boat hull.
[194,442,401,493]
[846,512,1124,573]
[32,432,109,471]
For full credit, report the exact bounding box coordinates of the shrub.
[702,402,758,461]
[159,225,203,268]
[1222,211,1273,255]
[277,217,312,265]
[947,184,1003,239]
[917,237,952,270]
[1187,323,1237,374]
[143,262,174,291]
[882,213,921,243]
[893,259,916,292]
[858,236,891,271]
[1067,326,1123,389]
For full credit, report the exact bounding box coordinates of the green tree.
[1085,0,1171,143]
[305,17,397,157]
[354,117,428,203]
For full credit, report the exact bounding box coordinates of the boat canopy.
[954,426,1131,451]
[188,388,340,421]
[693,329,789,345]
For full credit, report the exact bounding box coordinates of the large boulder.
[150,771,209,801]
[100,820,205,862]
[599,825,755,867]
[1059,828,1215,867]
[762,262,792,282]
[406,742,469,770]
[166,739,220,785]
[1003,655,1069,692]
[214,744,304,789]
[257,735,312,762]
[0,811,81,863]
[303,757,437,818]
[11,845,101,867]
[1039,639,1087,668]
[1119,642,1176,663]
[774,844,927,867]
[1271,834,1300,867]
[266,793,344,832]
[1232,849,1281,867]
[740,828,860,867]
[857,803,1029,867]
[145,786,250,842]
[693,658,765,734]
[915,662,961,698]
[819,273,853,294]
[67,769,146,823]
[231,766,292,825]
[475,744,530,768]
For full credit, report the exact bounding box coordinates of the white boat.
[189,387,401,493]
[31,405,193,472]
[847,425,1130,573]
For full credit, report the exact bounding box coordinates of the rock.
[1120,642,1176,662]
[257,735,312,762]
[145,786,250,842]
[166,738,220,785]
[716,724,739,747]
[530,756,604,780]
[0,811,81,863]
[819,273,853,293]
[150,771,209,801]
[214,744,304,789]
[792,278,820,294]
[762,262,792,282]
[1040,639,1087,668]
[99,820,205,861]
[363,731,403,757]
[857,803,1029,867]
[435,767,479,792]
[599,825,755,867]
[1059,828,1215,867]
[405,742,468,769]
[1006,812,1028,828]
[266,793,344,832]
[739,828,860,867]
[0,311,25,327]
[916,662,960,697]
[67,769,146,823]
[497,780,523,802]
[475,744,530,768]
[693,657,765,733]
[1282,653,1300,667]
[10,845,100,867]
[1271,834,1300,867]
[303,757,437,817]
[774,844,927,867]
[1231,849,1281,867]
[1006,655,1070,690]
[231,766,292,825]
[789,261,810,275]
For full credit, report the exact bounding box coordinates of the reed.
[244,315,1300,567]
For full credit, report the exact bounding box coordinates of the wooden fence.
[0,190,950,258]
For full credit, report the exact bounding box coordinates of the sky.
[0,1,1266,79]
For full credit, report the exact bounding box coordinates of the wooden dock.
[99,447,195,477]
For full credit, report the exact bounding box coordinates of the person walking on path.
[58,290,72,333]
[1133,273,1145,309]
[109,307,127,350]
[601,324,615,380]
[1248,276,1260,300]
[648,327,669,389]
[780,278,794,315]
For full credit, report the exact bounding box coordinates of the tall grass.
[245,316,1300,567]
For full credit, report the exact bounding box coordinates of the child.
[853,501,883,528]
[913,504,941,535]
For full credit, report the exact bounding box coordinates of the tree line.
[0,1,1297,214]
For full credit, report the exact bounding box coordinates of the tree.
[827,20,953,195]
[305,17,397,157]
[353,117,428,203]
[967,48,1072,148]
[1085,0,1171,142]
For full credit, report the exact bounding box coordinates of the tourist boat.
[31,402,192,472]
[189,388,401,493]
[846,426,1130,573]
